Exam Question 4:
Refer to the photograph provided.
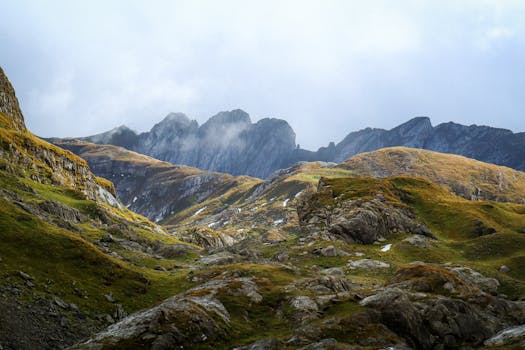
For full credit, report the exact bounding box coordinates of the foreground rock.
[68,277,262,350]
[298,178,434,244]
[360,264,525,349]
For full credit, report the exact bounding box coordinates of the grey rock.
[68,278,260,349]
[233,338,283,350]
[18,271,34,281]
[348,259,390,270]
[104,293,115,303]
[199,251,241,265]
[53,296,69,310]
[291,296,318,313]
[484,324,525,346]
[500,265,511,273]
[403,235,432,248]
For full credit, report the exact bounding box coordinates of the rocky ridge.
[72,112,525,178]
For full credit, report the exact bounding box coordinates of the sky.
[1,0,524,150]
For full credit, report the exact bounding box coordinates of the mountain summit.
[0,67,26,132]
[78,110,297,178]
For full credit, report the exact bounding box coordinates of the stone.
[484,324,525,346]
[320,267,345,277]
[499,265,511,273]
[199,251,241,265]
[348,259,390,270]
[53,296,69,310]
[104,293,115,303]
[291,296,318,313]
[18,271,34,281]
[403,234,432,248]
[99,234,114,243]
[233,338,283,350]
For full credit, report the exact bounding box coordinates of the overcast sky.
[1,1,524,149]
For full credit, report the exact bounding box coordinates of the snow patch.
[282,198,290,207]
[294,191,303,198]
[208,222,218,228]
[274,219,284,226]
[192,206,207,217]
[381,244,392,252]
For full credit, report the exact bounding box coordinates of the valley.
[1,66,525,350]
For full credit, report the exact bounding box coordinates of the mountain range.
[71,111,525,178]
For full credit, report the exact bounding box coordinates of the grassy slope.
[312,176,525,297]
[0,120,198,318]
[339,146,525,203]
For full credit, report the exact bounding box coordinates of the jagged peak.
[394,116,432,130]
[162,112,192,124]
[0,67,26,131]
[204,109,251,127]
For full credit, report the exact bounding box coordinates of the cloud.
[1,0,525,149]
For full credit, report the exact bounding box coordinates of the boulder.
[348,259,390,270]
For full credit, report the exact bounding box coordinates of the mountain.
[5,64,525,349]
[339,147,525,203]
[77,110,298,178]
[327,117,525,171]
[0,67,200,349]
[71,113,525,178]
[53,140,262,223]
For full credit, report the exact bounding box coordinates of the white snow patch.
[274,219,284,226]
[208,222,218,228]
[237,208,242,213]
[132,196,138,203]
[294,191,303,198]
[381,244,392,252]
[270,197,276,202]
[192,206,207,217]
[282,198,290,207]
[97,186,122,209]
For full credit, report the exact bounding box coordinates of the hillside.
[53,140,262,223]
[339,147,525,203]
[0,68,200,349]
[71,174,525,350]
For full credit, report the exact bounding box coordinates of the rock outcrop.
[68,277,262,350]
[0,67,25,132]
[298,177,434,244]
[360,263,525,350]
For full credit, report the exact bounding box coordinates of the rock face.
[360,264,525,350]
[68,277,262,350]
[298,177,434,244]
[315,116,525,172]
[76,113,525,178]
[79,110,297,178]
[0,67,25,132]
[53,140,261,222]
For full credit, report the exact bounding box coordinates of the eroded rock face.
[0,67,25,132]
[298,179,434,244]
[360,264,525,350]
[68,278,262,350]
